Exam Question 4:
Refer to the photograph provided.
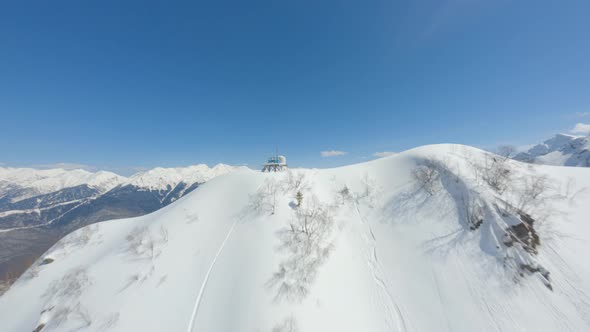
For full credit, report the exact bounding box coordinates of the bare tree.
[250,179,280,215]
[41,267,93,329]
[412,158,441,195]
[359,173,376,199]
[283,170,310,194]
[126,225,169,260]
[497,145,517,159]
[352,173,380,209]
[462,194,485,230]
[267,196,334,302]
[475,153,512,193]
[337,185,352,205]
[515,174,550,212]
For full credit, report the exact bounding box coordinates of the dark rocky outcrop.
[503,212,540,255]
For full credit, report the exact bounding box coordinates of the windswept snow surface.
[1,145,590,331]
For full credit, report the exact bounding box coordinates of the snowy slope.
[514,133,590,167]
[0,164,241,294]
[0,168,126,202]
[1,145,589,332]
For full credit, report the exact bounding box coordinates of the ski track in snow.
[354,200,408,332]
[186,218,238,332]
[430,269,453,332]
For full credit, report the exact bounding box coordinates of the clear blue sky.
[1,0,589,174]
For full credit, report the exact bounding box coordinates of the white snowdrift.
[1,144,589,332]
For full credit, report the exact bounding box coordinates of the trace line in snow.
[186,219,238,332]
[354,200,408,332]
[431,269,453,332]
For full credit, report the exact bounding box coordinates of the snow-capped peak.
[514,133,590,167]
[0,167,126,197]
[124,164,241,190]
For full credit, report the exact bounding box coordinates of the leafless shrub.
[120,264,156,293]
[412,159,441,195]
[250,179,280,215]
[23,263,41,279]
[463,194,485,230]
[514,174,551,212]
[76,225,98,245]
[126,225,169,260]
[271,316,298,332]
[52,224,100,254]
[267,196,334,302]
[51,303,92,328]
[337,185,353,205]
[352,173,380,208]
[472,153,512,193]
[126,226,150,257]
[359,173,376,199]
[283,170,310,194]
[497,145,516,159]
[41,268,92,329]
[561,177,589,206]
[44,268,90,301]
[493,172,554,223]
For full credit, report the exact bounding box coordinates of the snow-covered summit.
[2,144,589,331]
[125,164,241,191]
[514,133,590,167]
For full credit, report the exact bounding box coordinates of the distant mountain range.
[2,132,587,292]
[0,164,240,285]
[513,133,590,167]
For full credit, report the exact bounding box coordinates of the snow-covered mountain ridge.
[0,168,125,203]
[2,144,589,331]
[0,164,240,201]
[514,133,590,167]
[125,164,240,191]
